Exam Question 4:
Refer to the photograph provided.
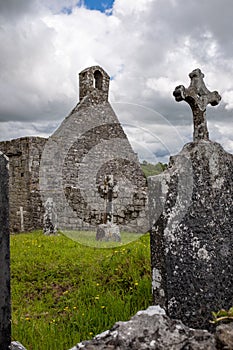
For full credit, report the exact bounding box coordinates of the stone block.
[149,141,233,330]
[96,223,121,242]
[0,153,11,350]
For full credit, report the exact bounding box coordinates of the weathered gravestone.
[149,69,233,330]
[96,175,121,242]
[43,197,57,235]
[0,152,11,349]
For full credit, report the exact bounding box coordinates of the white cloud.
[0,0,233,161]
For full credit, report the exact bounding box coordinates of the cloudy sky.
[1,0,233,163]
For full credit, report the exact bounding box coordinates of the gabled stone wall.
[0,66,148,233]
[40,66,148,233]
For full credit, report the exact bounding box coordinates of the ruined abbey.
[0,66,148,233]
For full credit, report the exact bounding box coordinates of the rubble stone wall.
[0,66,148,233]
[0,137,47,232]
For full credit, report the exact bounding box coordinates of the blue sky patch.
[84,0,114,13]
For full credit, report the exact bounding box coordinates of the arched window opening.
[94,70,103,90]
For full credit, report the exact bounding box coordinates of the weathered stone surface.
[0,153,11,350]
[0,66,148,234]
[11,341,27,350]
[70,306,217,349]
[96,223,121,242]
[0,137,47,232]
[40,66,148,233]
[173,68,221,141]
[43,197,57,235]
[10,313,233,350]
[215,323,233,349]
[149,140,233,330]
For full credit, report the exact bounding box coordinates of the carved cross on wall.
[17,206,26,232]
[173,68,221,141]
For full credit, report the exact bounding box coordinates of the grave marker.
[43,197,57,235]
[16,206,26,232]
[0,152,11,349]
[149,69,233,329]
[96,175,121,242]
[173,68,221,141]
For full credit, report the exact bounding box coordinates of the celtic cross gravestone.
[173,68,221,141]
[96,175,121,242]
[149,69,233,329]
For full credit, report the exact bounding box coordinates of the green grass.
[11,230,151,350]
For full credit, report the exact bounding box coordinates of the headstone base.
[96,223,121,242]
[43,217,57,235]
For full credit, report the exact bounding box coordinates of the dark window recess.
[94,70,103,90]
[21,173,24,177]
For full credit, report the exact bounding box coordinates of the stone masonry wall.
[40,100,148,233]
[0,66,148,234]
[39,66,148,233]
[0,137,47,232]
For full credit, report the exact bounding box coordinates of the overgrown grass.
[11,231,151,350]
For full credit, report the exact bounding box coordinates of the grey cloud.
[0,0,35,19]
[0,0,232,160]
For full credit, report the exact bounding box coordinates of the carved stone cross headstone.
[173,68,221,141]
[149,70,233,330]
[0,153,11,349]
[17,206,26,232]
[98,175,118,224]
[43,197,57,235]
[104,175,116,224]
[96,175,121,242]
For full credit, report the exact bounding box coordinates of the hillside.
[140,161,167,178]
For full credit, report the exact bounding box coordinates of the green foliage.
[11,231,151,350]
[140,161,167,178]
[211,307,233,324]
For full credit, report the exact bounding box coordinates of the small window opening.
[94,70,103,90]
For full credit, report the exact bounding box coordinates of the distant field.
[140,161,167,178]
[11,231,151,350]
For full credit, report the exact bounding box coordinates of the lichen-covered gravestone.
[149,69,233,329]
[96,174,121,242]
[0,153,11,349]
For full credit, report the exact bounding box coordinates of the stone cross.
[0,153,11,349]
[173,68,221,141]
[17,206,26,232]
[102,175,116,224]
[96,175,121,242]
[43,197,57,235]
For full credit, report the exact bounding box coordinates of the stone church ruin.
[0,66,148,233]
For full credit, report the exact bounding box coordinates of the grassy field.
[11,231,151,350]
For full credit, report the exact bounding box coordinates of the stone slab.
[96,223,121,242]
[148,141,233,329]
[0,153,11,349]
